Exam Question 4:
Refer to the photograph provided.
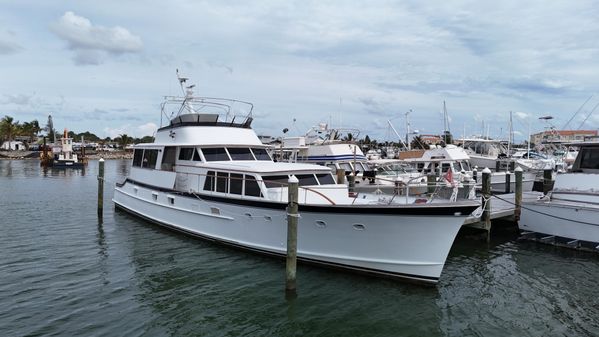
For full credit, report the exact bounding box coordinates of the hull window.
[133,149,143,167]
[142,149,158,169]
[216,172,229,193]
[204,171,215,191]
[244,176,262,197]
[230,173,243,194]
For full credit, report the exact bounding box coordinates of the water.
[1,160,598,337]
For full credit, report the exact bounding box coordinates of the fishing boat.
[112,72,479,284]
[519,141,599,247]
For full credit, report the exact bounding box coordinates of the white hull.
[519,199,599,243]
[114,181,472,283]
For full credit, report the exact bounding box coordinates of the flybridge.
[158,70,254,130]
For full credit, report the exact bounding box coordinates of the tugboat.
[41,129,86,168]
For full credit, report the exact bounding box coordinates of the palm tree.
[1,116,19,150]
[118,134,132,149]
[343,133,354,142]
[410,135,427,149]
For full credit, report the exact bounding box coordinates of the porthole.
[264,215,272,221]
[353,224,365,231]
[315,220,326,228]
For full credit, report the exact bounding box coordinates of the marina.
[1,158,598,336]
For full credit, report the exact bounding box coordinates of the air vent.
[210,207,220,215]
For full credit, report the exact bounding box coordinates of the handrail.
[173,170,337,205]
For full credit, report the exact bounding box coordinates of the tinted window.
[244,176,262,197]
[133,149,143,167]
[142,149,158,169]
[203,148,229,161]
[228,148,254,160]
[230,173,243,194]
[263,175,289,188]
[579,147,599,169]
[203,171,215,191]
[251,148,271,160]
[339,163,352,171]
[316,173,336,185]
[296,174,318,186]
[179,147,194,160]
[193,148,202,161]
[216,172,229,193]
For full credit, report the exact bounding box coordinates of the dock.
[464,191,540,229]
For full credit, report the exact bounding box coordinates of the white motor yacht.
[113,73,479,284]
[519,141,599,245]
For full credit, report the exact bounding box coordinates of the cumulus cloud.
[51,11,143,65]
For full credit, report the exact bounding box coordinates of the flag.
[444,168,454,186]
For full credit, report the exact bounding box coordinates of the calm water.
[1,159,598,337]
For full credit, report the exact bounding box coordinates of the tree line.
[0,115,154,150]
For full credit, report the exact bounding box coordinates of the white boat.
[112,73,479,284]
[519,141,599,245]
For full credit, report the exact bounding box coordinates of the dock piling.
[515,167,523,221]
[348,175,355,195]
[505,170,511,193]
[97,158,104,218]
[286,175,299,295]
[482,167,492,242]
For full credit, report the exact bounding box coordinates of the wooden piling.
[473,167,478,185]
[543,169,553,195]
[505,171,511,193]
[482,167,492,241]
[515,167,523,221]
[97,158,105,218]
[286,175,299,294]
[336,168,345,185]
[427,173,436,195]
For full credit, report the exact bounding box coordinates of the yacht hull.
[519,200,599,243]
[114,181,475,283]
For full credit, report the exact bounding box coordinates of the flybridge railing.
[159,96,254,128]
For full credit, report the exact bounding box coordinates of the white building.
[1,141,25,150]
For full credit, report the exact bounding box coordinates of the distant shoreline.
[0,150,133,160]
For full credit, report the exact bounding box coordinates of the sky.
[1,0,599,142]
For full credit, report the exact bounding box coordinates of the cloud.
[51,11,143,65]
[0,30,23,55]
[103,122,157,138]
[1,93,34,105]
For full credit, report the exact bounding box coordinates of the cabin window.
[142,149,158,169]
[316,173,336,185]
[162,147,177,170]
[296,174,318,186]
[216,172,229,193]
[263,175,289,188]
[203,148,230,161]
[326,164,337,171]
[441,163,451,173]
[339,163,352,172]
[244,176,262,197]
[133,149,143,167]
[193,148,202,161]
[204,171,215,191]
[251,148,271,160]
[230,173,243,194]
[579,147,599,169]
[179,147,195,161]
[228,148,254,161]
